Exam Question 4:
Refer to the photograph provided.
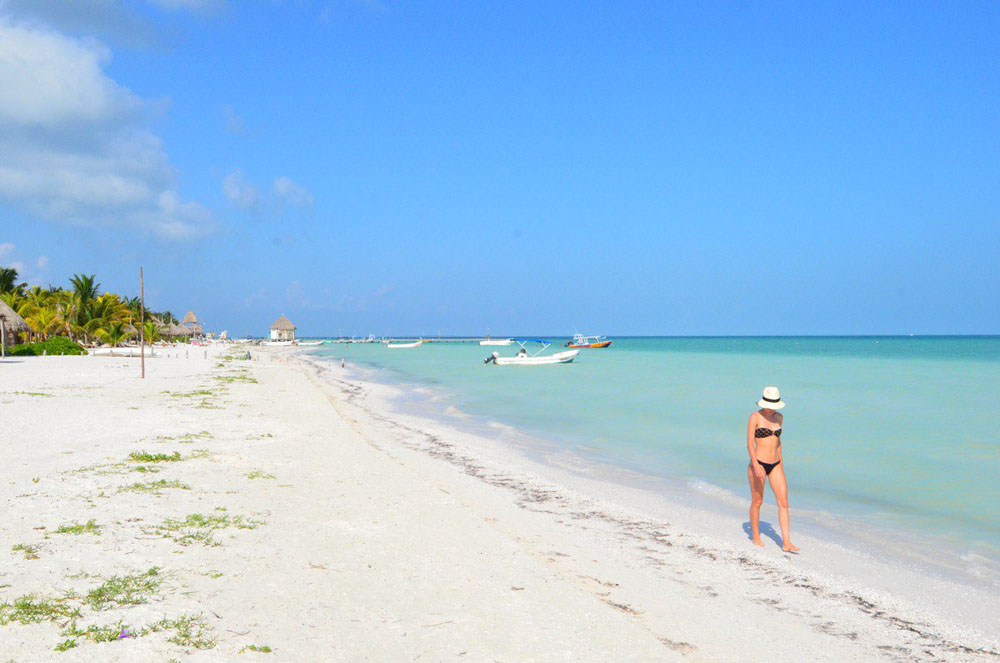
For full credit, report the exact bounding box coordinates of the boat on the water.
[480,338,514,346]
[296,340,324,346]
[386,340,422,349]
[565,334,613,349]
[484,339,578,366]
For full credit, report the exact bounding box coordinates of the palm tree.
[69,273,100,303]
[25,308,60,340]
[143,319,163,345]
[96,321,134,348]
[0,267,20,294]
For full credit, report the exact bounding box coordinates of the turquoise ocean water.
[312,337,1000,573]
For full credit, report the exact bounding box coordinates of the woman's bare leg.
[747,463,765,546]
[768,464,799,552]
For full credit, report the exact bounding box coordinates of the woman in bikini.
[747,386,799,552]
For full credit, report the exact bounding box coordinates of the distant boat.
[565,334,613,349]
[296,340,324,346]
[386,340,422,349]
[484,339,578,366]
[480,338,514,346]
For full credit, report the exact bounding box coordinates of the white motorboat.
[386,340,422,349]
[484,339,578,366]
[480,338,514,346]
[296,340,324,346]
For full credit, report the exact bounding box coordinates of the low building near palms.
[269,315,296,342]
[0,299,29,354]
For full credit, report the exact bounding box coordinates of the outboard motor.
[483,351,499,364]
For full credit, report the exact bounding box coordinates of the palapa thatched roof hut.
[269,314,296,342]
[163,321,191,338]
[0,298,30,352]
[183,311,198,324]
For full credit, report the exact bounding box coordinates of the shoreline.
[296,349,1000,653]
[1,346,997,660]
[309,349,1000,594]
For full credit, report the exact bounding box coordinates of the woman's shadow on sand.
[742,521,783,547]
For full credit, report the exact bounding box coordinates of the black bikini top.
[754,427,782,439]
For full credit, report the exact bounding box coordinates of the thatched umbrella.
[183,311,198,324]
[165,322,191,339]
[0,299,30,355]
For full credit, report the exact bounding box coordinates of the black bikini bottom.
[757,459,780,476]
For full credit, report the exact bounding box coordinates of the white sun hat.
[757,386,785,410]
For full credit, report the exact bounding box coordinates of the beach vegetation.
[54,638,78,651]
[149,614,216,649]
[11,543,40,559]
[54,520,101,536]
[85,568,161,610]
[128,450,182,463]
[240,644,273,653]
[246,470,276,480]
[203,570,224,579]
[147,512,263,547]
[214,373,258,384]
[0,595,80,625]
[118,479,190,494]
[9,336,86,356]
[0,270,179,347]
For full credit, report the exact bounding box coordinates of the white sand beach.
[1,346,998,661]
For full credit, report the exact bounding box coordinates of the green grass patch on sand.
[7,390,54,397]
[0,595,81,625]
[214,373,257,385]
[59,614,215,651]
[246,470,276,480]
[54,520,101,536]
[83,568,161,610]
[147,511,263,547]
[162,389,214,399]
[240,644,273,653]
[118,479,190,494]
[155,430,214,444]
[128,451,182,463]
[11,543,40,559]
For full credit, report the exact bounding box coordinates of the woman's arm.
[748,414,765,478]
[777,414,784,463]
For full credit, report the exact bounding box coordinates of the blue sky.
[1,1,997,336]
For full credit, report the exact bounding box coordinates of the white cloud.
[0,19,213,240]
[222,169,261,210]
[0,242,13,259]
[221,104,246,135]
[273,176,314,209]
[36,255,49,270]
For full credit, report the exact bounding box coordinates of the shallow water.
[312,337,1000,571]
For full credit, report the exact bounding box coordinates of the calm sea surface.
[312,337,1000,568]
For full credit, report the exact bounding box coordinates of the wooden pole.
[1,319,6,358]
[140,267,145,379]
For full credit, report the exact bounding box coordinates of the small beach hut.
[182,311,205,339]
[269,315,296,342]
[0,299,30,355]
